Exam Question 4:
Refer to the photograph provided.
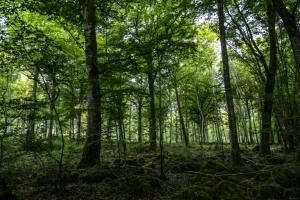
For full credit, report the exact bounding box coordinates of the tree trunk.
[128,103,132,141]
[246,99,254,144]
[148,72,157,152]
[76,111,82,143]
[217,0,241,165]
[158,73,165,179]
[78,0,101,168]
[272,0,300,79]
[48,107,54,147]
[260,2,277,155]
[137,98,143,143]
[174,81,189,147]
[26,65,39,150]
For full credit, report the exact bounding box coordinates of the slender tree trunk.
[195,88,205,144]
[148,72,157,151]
[175,116,178,143]
[0,135,3,166]
[158,73,165,179]
[48,107,54,147]
[26,65,39,150]
[128,103,132,142]
[246,99,254,144]
[217,0,241,165]
[76,111,82,143]
[137,98,143,143]
[260,2,278,155]
[272,0,300,79]
[174,81,189,147]
[78,0,101,168]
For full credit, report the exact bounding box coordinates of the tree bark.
[260,2,278,155]
[174,81,189,147]
[217,0,241,165]
[137,97,143,143]
[76,111,82,143]
[78,0,101,168]
[48,107,54,147]
[26,65,39,150]
[148,72,157,151]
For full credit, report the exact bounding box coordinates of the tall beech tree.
[25,65,39,150]
[78,0,101,168]
[217,0,241,165]
[260,1,278,155]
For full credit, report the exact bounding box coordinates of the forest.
[0,0,299,199]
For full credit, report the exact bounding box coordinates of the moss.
[214,180,243,200]
[63,171,79,183]
[35,172,56,186]
[173,185,213,200]
[78,168,117,183]
[202,159,227,171]
[167,156,202,173]
[0,191,16,200]
[252,145,260,152]
[273,164,300,187]
[283,188,300,199]
[114,175,161,199]
[265,155,285,165]
[259,180,284,199]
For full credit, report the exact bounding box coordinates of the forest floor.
[1,139,300,200]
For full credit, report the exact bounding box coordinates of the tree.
[78,0,101,168]
[217,0,241,165]
[25,65,39,150]
[260,1,278,155]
